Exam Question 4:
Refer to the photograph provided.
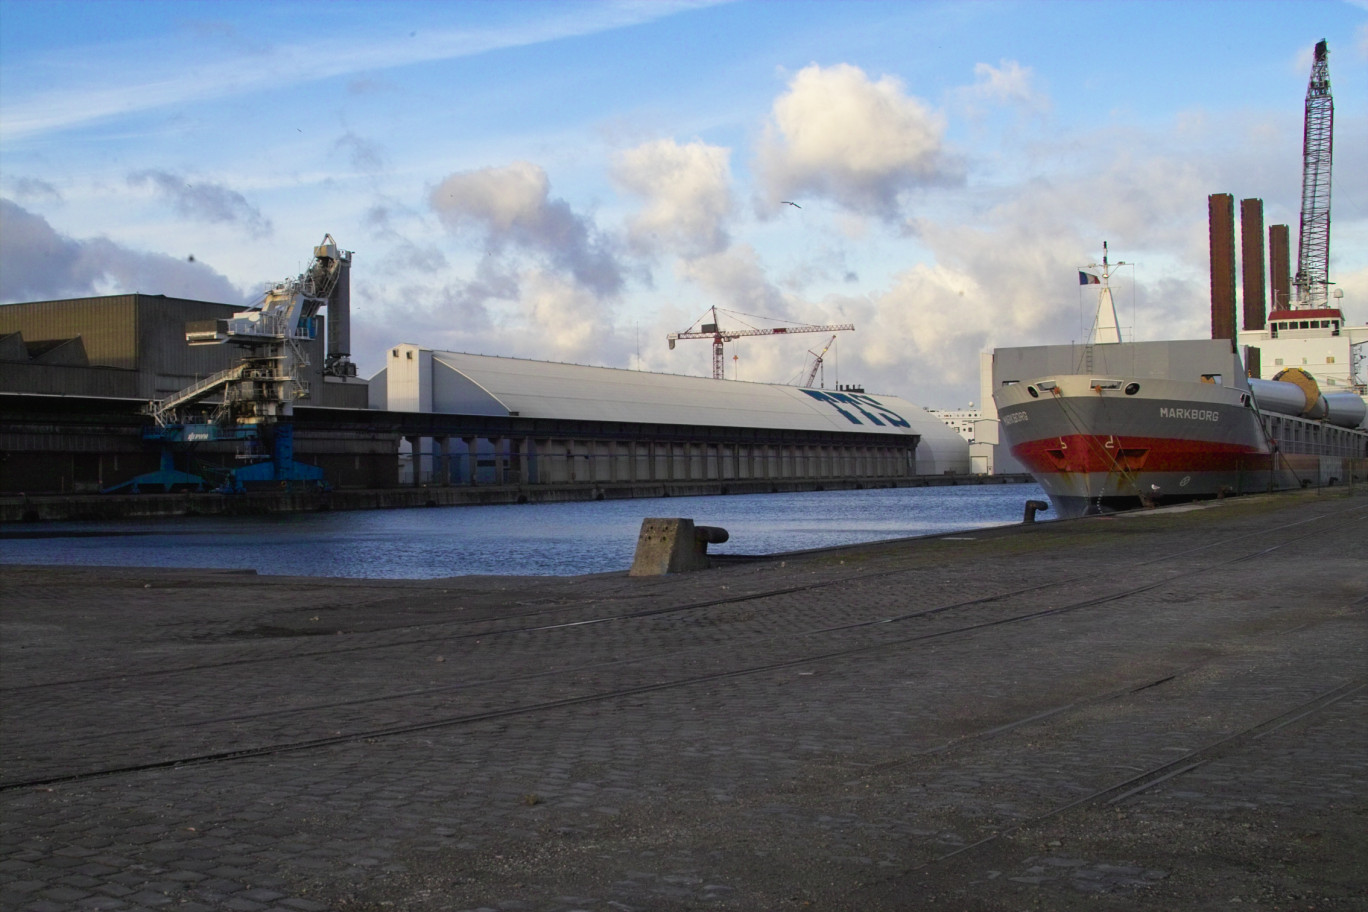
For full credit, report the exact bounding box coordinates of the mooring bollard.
[629,518,729,576]
[1022,499,1049,523]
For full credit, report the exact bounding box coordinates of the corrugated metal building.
[369,345,969,486]
[0,294,368,407]
[1,296,381,493]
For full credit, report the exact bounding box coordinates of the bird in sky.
[781,201,801,208]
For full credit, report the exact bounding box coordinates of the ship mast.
[1293,39,1333,309]
[1084,242,1124,345]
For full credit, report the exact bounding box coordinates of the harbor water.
[1,483,1047,578]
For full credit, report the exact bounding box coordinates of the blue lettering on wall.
[799,389,912,428]
[848,393,911,428]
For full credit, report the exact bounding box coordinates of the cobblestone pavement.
[2,488,1366,911]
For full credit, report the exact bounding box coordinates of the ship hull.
[993,361,1366,517]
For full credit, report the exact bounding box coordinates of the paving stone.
[2,491,1365,912]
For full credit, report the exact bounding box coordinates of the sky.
[2,0,1366,409]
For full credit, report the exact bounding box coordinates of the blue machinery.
[104,236,353,494]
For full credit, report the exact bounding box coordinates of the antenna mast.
[1293,39,1333,308]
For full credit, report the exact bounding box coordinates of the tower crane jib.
[667,306,854,380]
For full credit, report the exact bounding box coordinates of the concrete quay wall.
[0,472,1033,522]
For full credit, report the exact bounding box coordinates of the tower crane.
[1293,39,1333,308]
[668,306,854,380]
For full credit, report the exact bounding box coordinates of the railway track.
[3,502,1362,792]
[5,499,1362,694]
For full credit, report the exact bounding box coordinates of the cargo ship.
[990,248,1368,517]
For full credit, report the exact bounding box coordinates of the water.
[1,484,1047,578]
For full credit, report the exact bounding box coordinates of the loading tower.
[105,236,353,494]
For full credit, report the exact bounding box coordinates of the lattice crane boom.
[802,335,838,388]
[667,306,854,380]
[1294,39,1333,308]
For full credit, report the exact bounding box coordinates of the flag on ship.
[1079,271,1101,285]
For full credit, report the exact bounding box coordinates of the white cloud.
[127,170,273,235]
[958,59,1050,116]
[0,199,246,305]
[614,139,734,258]
[756,63,962,219]
[430,161,624,296]
[676,244,788,317]
[353,262,630,373]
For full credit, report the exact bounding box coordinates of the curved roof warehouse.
[371,345,969,476]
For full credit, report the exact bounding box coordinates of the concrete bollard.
[1022,499,1049,523]
[629,518,730,576]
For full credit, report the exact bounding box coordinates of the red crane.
[1294,39,1333,308]
[667,306,854,380]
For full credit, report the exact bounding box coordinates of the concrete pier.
[1,488,1364,911]
[0,473,1033,523]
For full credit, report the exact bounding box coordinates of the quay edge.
[0,473,1035,523]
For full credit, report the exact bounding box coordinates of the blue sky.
[2,0,1365,407]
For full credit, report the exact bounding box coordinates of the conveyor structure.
[105,236,353,493]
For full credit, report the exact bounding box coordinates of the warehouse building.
[1,295,379,493]
[2,296,967,496]
[368,345,968,488]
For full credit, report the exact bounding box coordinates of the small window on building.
[1300,321,1310,329]
[1327,356,1335,364]
[406,351,413,360]
[1274,358,1284,365]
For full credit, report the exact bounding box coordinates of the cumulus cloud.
[756,63,962,219]
[8,177,63,205]
[128,170,273,234]
[353,261,631,375]
[957,59,1051,117]
[813,158,1222,405]
[430,161,623,296]
[613,139,734,258]
[0,199,246,305]
[676,244,788,317]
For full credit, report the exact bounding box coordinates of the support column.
[434,436,450,485]
[462,437,478,485]
[490,437,506,485]
[404,435,421,486]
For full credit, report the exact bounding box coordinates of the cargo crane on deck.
[1293,39,1334,309]
[105,236,354,494]
[668,306,854,380]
